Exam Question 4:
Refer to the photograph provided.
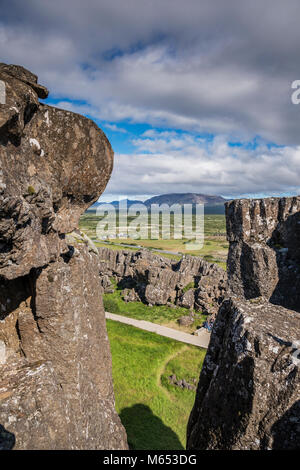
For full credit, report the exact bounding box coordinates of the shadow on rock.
[269,211,300,313]
[119,404,184,450]
[0,424,15,450]
[271,400,300,449]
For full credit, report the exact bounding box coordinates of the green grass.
[107,319,206,449]
[94,241,138,252]
[80,212,226,239]
[79,212,228,269]
[182,281,195,293]
[103,285,207,333]
[202,214,226,236]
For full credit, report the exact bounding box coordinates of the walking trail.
[156,345,189,401]
[105,312,211,348]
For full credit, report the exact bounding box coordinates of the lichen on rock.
[0,63,127,450]
[187,196,300,450]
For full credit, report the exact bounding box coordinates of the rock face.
[187,196,300,450]
[0,63,113,280]
[98,247,227,315]
[0,64,127,449]
[187,298,300,449]
[226,197,300,311]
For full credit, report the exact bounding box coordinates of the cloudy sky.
[1,0,300,200]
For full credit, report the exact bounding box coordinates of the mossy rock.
[27,185,36,195]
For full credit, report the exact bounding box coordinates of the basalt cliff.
[187,196,300,450]
[0,64,127,450]
[98,247,227,317]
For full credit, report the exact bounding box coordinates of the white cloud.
[104,123,128,133]
[1,1,300,144]
[103,132,300,197]
[1,0,300,198]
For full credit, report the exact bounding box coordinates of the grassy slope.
[103,283,207,333]
[107,319,206,450]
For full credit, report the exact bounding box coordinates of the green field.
[79,212,228,269]
[107,319,206,449]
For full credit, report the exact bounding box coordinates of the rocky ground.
[98,247,227,319]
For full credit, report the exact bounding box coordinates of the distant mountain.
[89,199,142,209]
[144,193,226,207]
[89,193,227,214]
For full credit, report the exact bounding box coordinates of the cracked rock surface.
[0,64,127,450]
[0,62,113,280]
[98,247,227,315]
[187,196,300,450]
[226,196,300,311]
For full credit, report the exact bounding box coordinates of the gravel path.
[105,312,211,348]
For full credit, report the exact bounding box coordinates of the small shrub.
[103,296,120,313]
[27,185,36,195]
[203,255,214,261]
[182,282,194,293]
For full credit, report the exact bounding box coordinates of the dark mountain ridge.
[144,193,226,206]
[91,193,227,213]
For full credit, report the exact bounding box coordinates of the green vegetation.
[80,211,226,238]
[103,284,207,333]
[182,281,195,293]
[107,319,206,449]
[27,185,36,195]
[79,212,228,269]
[94,240,138,252]
[79,209,219,448]
[203,214,226,236]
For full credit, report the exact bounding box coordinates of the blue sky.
[2,0,300,201]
